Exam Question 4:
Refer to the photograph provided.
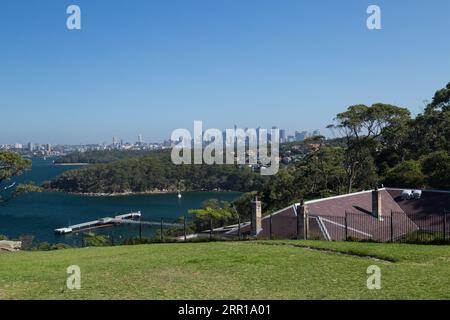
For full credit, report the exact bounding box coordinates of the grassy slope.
[1,241,450,300]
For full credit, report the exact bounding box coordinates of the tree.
[328,103,411,192]
[297,147,346,196]
[0,151,40,203]
[421,151,450,190]
[233,191,258,221]
[425,82,450,113]
[383,160,425,188]
[260,169,300,212]
[188,199,238,232]
[409,83,450,157]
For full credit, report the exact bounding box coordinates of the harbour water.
[0,158,241,244]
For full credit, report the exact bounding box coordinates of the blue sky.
[1,0,449,144]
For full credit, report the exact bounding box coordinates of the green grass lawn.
[1,240,450,300]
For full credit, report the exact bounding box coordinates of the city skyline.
[1,0,450,144]
[0,126,322,146]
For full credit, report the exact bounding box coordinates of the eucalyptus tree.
[328,103,411,192]
[0,151,40,204]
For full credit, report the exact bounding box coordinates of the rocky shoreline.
[46,188,231,197]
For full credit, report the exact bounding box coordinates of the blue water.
[0,158,241,244]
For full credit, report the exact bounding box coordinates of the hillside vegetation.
[47,151,265,194]
[1,241,450,299]
[54,149,156,164]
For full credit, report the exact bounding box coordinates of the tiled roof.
[387,189,450,214]
[220,187,450,242]
[306,189,404,217]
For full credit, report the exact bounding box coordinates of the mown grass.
[1,240,450,300]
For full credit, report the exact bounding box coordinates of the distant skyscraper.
[295,131,309,141]
[138,134,143,144]
[279,129,286,143]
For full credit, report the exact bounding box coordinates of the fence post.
[184,215,187,242]
[238,216,241,241]
[209,217,213,241]
[139,215,142,241]
[299,201,308,240]
[160,217,163,242]
[344,211,348,241]
[296,204,300,240]
[443,212,447,243]
[269,213,273,240]
[390,211,394,243]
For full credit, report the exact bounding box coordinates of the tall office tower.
[138,134,143,144]
[279,129,286,143]
[295,130,309,141]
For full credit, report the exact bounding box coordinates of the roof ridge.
[385,187,450,194]
[298,188,387,206]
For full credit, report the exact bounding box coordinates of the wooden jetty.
[54,211,142,235]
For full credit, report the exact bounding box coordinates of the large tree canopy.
[329,103,410,141]
[327,103,411,192]
[426,82,450,113]
[409,83,450,156]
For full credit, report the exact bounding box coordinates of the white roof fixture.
[412,190,422,199]
[401,190,413,200]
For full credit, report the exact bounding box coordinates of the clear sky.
[1,0,449,144]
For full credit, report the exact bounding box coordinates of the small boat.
[178,192,182,199]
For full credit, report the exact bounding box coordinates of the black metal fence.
[259,209,450,244]
[303,211,449,244]
[59,210,450,248]
[72,215,245,246]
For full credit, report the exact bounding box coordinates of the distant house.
[308,143,322,151]
[214,188,450,242]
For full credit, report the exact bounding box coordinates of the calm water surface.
[0,158,241,244]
